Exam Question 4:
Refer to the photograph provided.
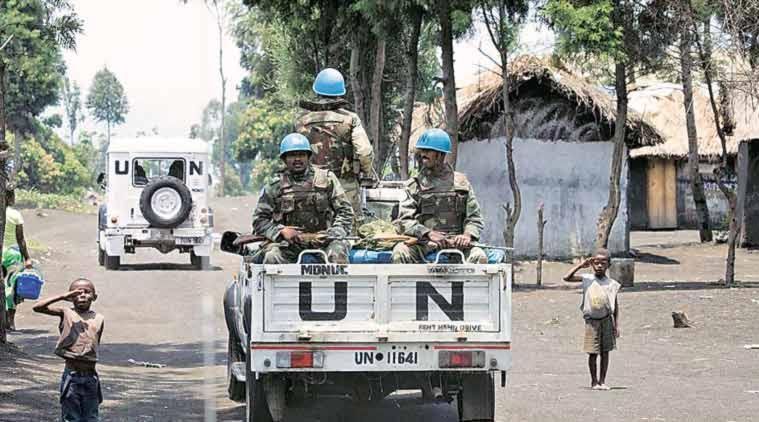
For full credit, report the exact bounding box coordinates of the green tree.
[0,0,82,343]
[478,0,528,250]
[86,67,129,144]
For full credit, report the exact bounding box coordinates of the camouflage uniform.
[392,164,486,264]
[252,166,354,264]
[295,99,376,230]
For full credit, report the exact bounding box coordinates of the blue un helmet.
[312,68,346,97]
[416,129,452,154]
[279,133,312,157]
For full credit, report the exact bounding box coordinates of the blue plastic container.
[424,249,506,264]
[350,249,393,264]
[15,270,45,300]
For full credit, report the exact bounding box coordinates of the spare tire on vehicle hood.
[139,176,193,228]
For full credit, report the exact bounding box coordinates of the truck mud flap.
[458,373,495,422]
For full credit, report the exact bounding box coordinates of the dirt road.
[2,197,758,421]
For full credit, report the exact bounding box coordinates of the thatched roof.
[454,56,663,147]
[629,83,759,158]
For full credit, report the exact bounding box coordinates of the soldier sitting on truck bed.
[252,133,354,264]
[392,129,487,264]
[295,68,378,230]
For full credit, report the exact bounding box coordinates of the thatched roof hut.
[449,56,663,147]
[629,83,759,159]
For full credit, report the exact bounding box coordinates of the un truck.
[221,182,512,422]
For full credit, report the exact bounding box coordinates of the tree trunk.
[694,12,738,284]
[500,52,521,249]
[679,12,712,242]
[594,60,627,249]
[595,0,630,249]
[106,120,111,146]
[349,37,368,125]
[399,6,423,180]
[437,0,459,168]
[0,62,7,343]
[536,204,546,287]
[369,38,386,173]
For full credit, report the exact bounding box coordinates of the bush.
[15,189,95,214]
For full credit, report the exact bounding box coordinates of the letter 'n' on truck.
[97,137,214,270]
[221,182,513,422]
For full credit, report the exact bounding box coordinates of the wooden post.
[536,203,547,287]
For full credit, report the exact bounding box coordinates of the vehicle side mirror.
[220,231,242,255]
[96,173,106,189]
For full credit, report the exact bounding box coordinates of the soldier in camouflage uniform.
[392,129,487,264]
[295,68,377,229]
[252,133,354,264]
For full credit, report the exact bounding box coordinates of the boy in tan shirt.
[563,248,621,390]
[34,278,104,421]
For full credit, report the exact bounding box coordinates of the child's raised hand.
[580,257,593,268]
[64,289,85,301]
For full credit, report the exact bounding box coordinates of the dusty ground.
[1,195,758,421]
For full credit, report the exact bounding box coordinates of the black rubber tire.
[191,251,210,271]
[228,335,246,402]
[98,205,106,267]
[139,176,192,228]
[457,373,495,422]
[104,253,120,271]
[98,247,105,266]
[246,352,273,422]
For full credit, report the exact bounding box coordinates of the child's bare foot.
[597,384,610,391]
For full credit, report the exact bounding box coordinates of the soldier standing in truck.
[391,129,487,264]
[295,68,377,229]
[252,133,354,264]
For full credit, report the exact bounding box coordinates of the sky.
[62,0,246,140]
[60,1,554,140]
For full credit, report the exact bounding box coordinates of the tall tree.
[437,0,461,167]
[398,3,425,179]
[545,0,675,249]
[205,0,233,196]
[86,67,129,145]
[678,0,712,242]
[693,1,739,283]
[479,0,528,250]
[61,77,83,145]
[0,0,81,343]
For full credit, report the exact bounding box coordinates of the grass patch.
[15,190,95,214]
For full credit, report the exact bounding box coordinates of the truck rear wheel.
[104,253,120,270]
[246,353,273,422]
[456,373,495,422]
[227,336,245,402]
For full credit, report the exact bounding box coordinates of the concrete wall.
[457,138,629,259]
[737,141,759,246]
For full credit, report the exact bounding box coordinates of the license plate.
[354,351,418,366]
[176,237,202,245]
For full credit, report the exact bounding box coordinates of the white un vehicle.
[221,182,512,422]
[97,137,214,270]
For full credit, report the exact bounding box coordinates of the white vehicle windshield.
[133,158,185,186]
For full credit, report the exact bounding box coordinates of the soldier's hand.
[451,234,472,249]
[426,231,448,247]
[280,227,303,244]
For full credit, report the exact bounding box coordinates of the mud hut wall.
[457,137,629,259]
[675,160,734,229]
[737,141,759,246]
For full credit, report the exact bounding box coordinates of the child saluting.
[563,248,621,391]
[34,278,104,421]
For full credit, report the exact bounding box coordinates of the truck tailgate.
[258,263,510,343]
